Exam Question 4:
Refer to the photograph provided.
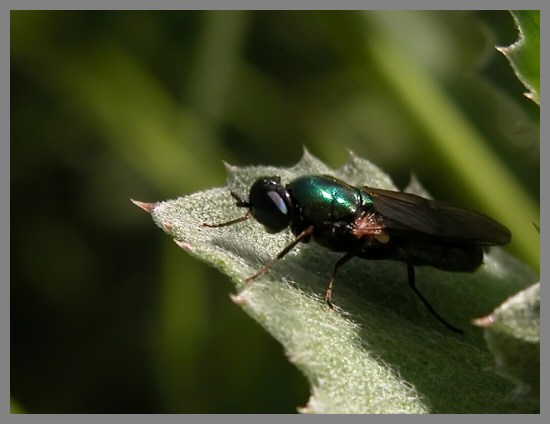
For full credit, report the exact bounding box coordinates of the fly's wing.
[364,187,511,245]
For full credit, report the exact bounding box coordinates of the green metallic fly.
[203,174,511,333]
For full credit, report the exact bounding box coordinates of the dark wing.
[364,187,511,245]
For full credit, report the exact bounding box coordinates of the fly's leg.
[407,264,464,334]
[244,226,314,283]
[324,251,357,310]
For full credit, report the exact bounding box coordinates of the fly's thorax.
[287,175,372,223]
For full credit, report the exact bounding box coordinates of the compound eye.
[248,177,292,233]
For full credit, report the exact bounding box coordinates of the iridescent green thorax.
[287,175,373,221]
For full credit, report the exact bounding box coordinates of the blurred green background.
[11,10,539,413]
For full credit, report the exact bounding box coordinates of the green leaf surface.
[497,11,540,104]
[144,152,537,413]
[475,283,540,408]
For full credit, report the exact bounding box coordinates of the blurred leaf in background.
[11,10,538,413]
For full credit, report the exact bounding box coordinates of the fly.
[202,174,511,333]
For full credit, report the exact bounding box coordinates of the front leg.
[244,226,314,283]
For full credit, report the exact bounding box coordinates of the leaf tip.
[222,160,238,174]
[472,313,496,328]
[299,146,319,168]
[495,45,510,57]
[346,148,358,161]
[297,403,315,414]
[229,292,247,306]
[174,239,192,251]
[130,199,156,213]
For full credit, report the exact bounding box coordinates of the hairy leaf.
[140,151,537,413]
